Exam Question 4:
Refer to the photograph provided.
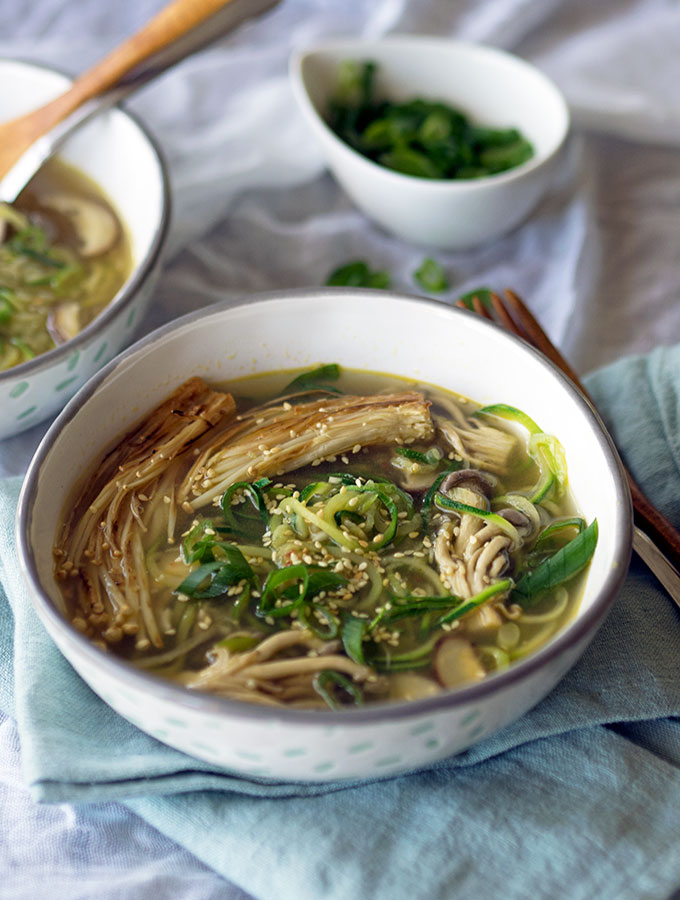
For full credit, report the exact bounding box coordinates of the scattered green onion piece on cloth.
[413,257,449,293]
[456,287,494,310]
[325,260,391,289]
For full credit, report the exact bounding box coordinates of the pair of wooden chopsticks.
[458,289,680,604]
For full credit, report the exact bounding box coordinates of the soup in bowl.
[1,157,133,370]
[17,290,632,780]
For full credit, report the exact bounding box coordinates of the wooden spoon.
[0,0,279,200]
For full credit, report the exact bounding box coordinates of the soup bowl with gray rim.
[0,59,170,440]
[17,289,632,781]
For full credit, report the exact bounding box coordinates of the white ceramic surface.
[17,290,631,781]
[290,37,570,249]
[0,60,170,440]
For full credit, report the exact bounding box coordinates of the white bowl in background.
[17,289,631,782]
[0,59,170,440]
[290,37,570,249]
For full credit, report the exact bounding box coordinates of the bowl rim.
[0,57,172,385]
[290,35,571,191]
[17,288,633,726]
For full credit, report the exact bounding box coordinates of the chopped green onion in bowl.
[327,60,535,181]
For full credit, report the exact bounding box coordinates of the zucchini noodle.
[509,621,559,660]
[518,587,569,624]
[383,557,445,596]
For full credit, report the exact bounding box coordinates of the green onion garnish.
[174,545,254,600]
[281,364,343,395]
[298,603,339,640]
[312,670,364,710]
[456,288,494,310]
[513,520,598,607]
[342,614,367,665]
[257,564,310,618]
[220,480,270,536]
[413,258,449,293]
[325,261,391,289]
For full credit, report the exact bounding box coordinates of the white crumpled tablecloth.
[2,0,680,897]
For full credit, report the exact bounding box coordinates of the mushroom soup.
[54,366,597,710]
[0,157,132,371]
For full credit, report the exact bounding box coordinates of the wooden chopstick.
[497,289,680,570]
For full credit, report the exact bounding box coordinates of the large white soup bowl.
[17,290,632,782]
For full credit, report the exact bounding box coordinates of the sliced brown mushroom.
[440,469,495,498]
[498,506,533,537]
[434,637,486,688]
[42,193,119,257]
[0,201,30,244]
[47,301,81,344]
[388,672,441,702]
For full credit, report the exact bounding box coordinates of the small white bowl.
[290,37,570,249]
[17,289,632,782]
[0,60,170,440]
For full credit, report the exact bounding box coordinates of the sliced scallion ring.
[256,564,310,618]
[312,670,364,710]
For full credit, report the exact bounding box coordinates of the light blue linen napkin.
[1,344,680,900]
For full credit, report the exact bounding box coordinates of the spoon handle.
[0,0,279,200]
[34,0,239,120]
